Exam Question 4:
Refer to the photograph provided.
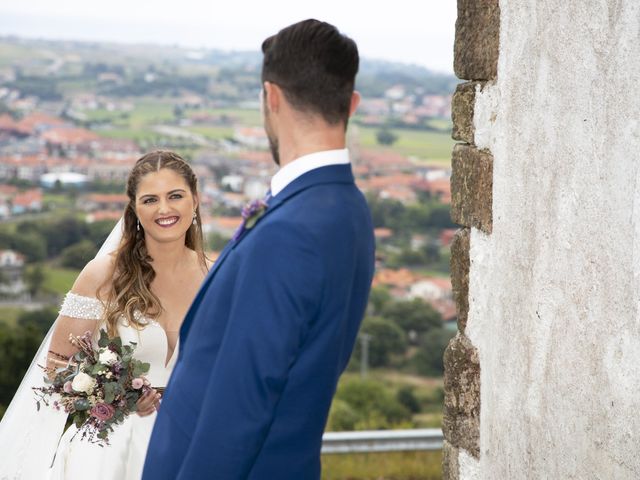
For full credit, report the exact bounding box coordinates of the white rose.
[98,349,119,365]
[71,372,96,394]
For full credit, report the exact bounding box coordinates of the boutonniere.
[232,198,269,241]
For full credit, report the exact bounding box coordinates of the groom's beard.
[263,96,280,166]
[268,135,280,166]
[264,115,280,166]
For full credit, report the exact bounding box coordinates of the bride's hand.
[136,389,161,417]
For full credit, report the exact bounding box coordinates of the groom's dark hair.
[261,19,359,126]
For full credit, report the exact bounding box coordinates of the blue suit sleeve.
[176,221,324,479]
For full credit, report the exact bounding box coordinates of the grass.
[43,267,80,295]
[321,450,442,480]
[186,125,234,140]
[0,307,23,327]
[355,126,454,165]
[43,193,76,209]
[127,101,175,128]
[191,107,262,126]
[0,42,47,67]
[425,119,453,132]
[81,108,126,123]
[92,127,160,142]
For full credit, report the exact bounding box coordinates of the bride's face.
[134,168,198,244]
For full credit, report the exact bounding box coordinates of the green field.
[127,101,176,128]
[0,42,47,67]
[43,267,80,295]
[322,450,441,480]
[93,127,160,142]
[355,125,454,165]
[186,125,234,140]
[81,101,453,166]
[0,307,24,326]
[185,107,262,127]
[426,119,453,131]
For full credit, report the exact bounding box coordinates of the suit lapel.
[180,164,355,344]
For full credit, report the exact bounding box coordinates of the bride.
[0,150,212,479]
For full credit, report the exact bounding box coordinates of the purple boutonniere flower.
[233,198,269,241]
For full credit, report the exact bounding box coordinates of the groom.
[143,19,375,479]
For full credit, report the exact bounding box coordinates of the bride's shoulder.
[70,254,116,298]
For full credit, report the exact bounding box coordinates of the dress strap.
[59,292,104,320]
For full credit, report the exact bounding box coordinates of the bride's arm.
[46,256,114,372]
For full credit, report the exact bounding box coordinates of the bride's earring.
[137,219,140,231]
[192,211,197,226]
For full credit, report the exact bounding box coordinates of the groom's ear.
[263,81,281,114]
[348,91,361,117]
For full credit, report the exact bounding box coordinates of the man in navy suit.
[143,19,375,479]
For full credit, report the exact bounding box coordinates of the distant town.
[0,37,458,431]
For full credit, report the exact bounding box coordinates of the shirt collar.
[270,148,350,197]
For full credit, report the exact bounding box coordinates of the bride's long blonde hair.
[100,151,206,337]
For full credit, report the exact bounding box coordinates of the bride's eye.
[143,198,156,204]
[170,194,183,200]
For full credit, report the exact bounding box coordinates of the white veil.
[0,218,124,479]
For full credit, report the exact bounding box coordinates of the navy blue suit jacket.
[142,164,375,479]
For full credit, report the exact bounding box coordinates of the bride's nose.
[157,199,171,214]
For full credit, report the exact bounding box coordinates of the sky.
[0,1,456,73]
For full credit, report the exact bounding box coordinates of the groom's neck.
[276,114,347,168]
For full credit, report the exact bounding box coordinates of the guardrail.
[321,428,444,454]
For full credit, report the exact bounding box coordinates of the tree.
[208,232,231,252]
[0,322,45,416]
[326,399,360,431]
[330,377,412,430]
[12,233,47,262]
[376,128,398,146]
[366,193,405,229]
[61,241,98,270]
[87,220,118,247]
[368,286,392,315]
[396,385,421,414]
[382,298,442,340]
[17,307,58,337]
[413,327,456,376]
[352,316,407,368]
[23,264,46,298]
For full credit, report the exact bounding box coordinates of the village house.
[0,249,26,296]
[233,127,268,150]
[11,188,43,215]
[81,193,129,212]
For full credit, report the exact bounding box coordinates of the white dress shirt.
[270,148,350,197]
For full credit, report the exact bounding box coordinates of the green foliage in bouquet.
[33,330,151,445]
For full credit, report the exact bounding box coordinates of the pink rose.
[90,403,115,421]
[63,381,73,394]
[131,378,144,389]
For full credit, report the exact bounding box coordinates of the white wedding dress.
[46,292,179,480]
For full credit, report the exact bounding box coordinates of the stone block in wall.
[443,333,480,458]
[454,0,500,80]
[451,144,493,233]
[442,440,460,480]
[450,228,470,332]
[452,81,484,144]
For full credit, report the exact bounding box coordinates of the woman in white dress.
[0,150,212,479]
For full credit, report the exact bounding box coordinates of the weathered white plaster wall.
[468,1,640,478]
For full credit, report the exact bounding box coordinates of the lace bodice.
[59,292,179,387]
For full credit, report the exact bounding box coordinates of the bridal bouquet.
[33,330,151,445]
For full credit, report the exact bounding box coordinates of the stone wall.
[443,0,640,480]
[445,0,640,478]
[443,0,499,477]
